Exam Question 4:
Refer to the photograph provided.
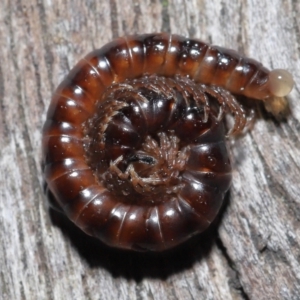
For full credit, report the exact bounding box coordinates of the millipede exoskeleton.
[42,33,294,251]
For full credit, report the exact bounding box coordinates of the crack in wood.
[216,237,250,300]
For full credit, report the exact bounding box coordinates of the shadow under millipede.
[48,191,230,281]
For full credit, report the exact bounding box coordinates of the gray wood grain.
[0,0,299,299]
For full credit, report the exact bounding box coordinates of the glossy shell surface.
[42,33,278,251]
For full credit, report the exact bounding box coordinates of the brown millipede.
[42,33,294,252]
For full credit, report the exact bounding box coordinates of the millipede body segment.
[42,33,294,251]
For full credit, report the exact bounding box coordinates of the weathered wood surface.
[0,0,299,299]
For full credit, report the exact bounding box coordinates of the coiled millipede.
[42,33,294,252]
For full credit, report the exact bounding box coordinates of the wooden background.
[1,0,300,299]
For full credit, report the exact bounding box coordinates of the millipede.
[42,33,294,252]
